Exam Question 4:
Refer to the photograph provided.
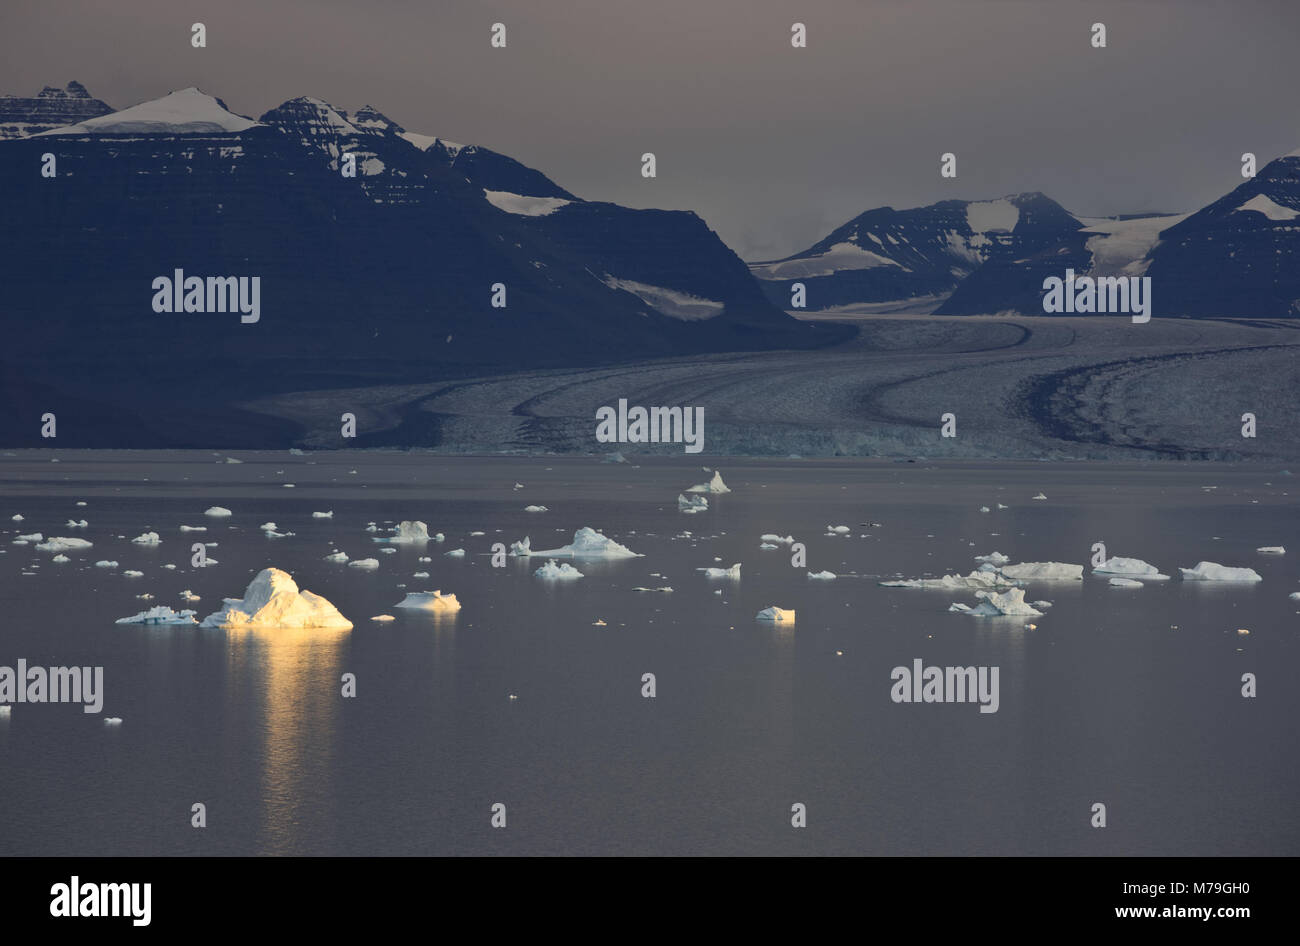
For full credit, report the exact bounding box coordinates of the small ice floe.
[632,586,673,593]
[433,533,445,543]
[1031,600,1053,610]
[759,542,778,550]
[14,532,42,543]
[444,548,466,558]
[1031,493,1047,501]
[686,471,731,494]
[135,593,154,600]
[979,506,990,514]
[104,718,123,726]
[179,525,206,532]
[1256,546,1286,555]
[365,523,378,532]
[1093,556,1170,581]
[808,570,837,580]
[756,606,795,623]
[75,501,87,507]
[535,560,584,580]
[282,484,295,488]
[1108,577,1144,589]
[1237,628,1250,635]
[592,619,607,626]
[997,503,1008,510]
[380,547,398,555]
[375,521,430,544]
[370,615,396,623]
[204,506,232,517]
[10,514,23,521]
[697,563,741,579]
[412,571,429,578]
[954,587,1043,617]
[1288,592,1300,600]
[826,525,850,534]
[881,568,1013,591]
[52,554,70,563]
[131,532,161,545]
[179,590,201,601]
[312,511,334,519]
[163,564,177,570]
[394,590,461,612]
[604,451,628,464]
[1179,562,1263,582]
[520,527,641,560]
[260,522,295,538]
[999,562,1083,581]
[115,606,198,626]
[224,456,242,464]
[469,531,486,537]
[513,482,524,490]
[524,505,548,513]
[418,555,432,562]
[94,560,118,568]
[200,567,353,628]
[289,448,305,456]
[66,519,88,528]
[678,494,708,513]
[349,558,380,570]
[0,706,10,717]
[974,551,1010,565]
[123,570,144,578]
[761,534,795,544]
[324,551,348,563]
[36,537,93,552]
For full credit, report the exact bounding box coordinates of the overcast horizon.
[4,0,1300,260]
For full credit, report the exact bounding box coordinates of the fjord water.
[0,452,1296,856]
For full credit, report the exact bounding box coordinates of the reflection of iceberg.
[393,590,461,612]
[521,527,641,560]
[374,520,430,544]
[1179,562,1263,582]
[1093,556,1169,580]
[534,560,584,580]
[199,567,353,629]
[686,471,730,494]
[115,606,198,625]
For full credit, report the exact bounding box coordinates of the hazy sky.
[4,0,1299,259]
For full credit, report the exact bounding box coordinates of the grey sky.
[4,0,1299,260]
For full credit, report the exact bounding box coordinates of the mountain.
[1143,151,1300,317]
[749,193,1088,312]
[0,81,113,139]
[0,86,845,447]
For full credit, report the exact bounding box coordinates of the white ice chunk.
[394,590,462,611]
[999,562,1083,581]
[686,471,731,494]
[116,606,197,625]
[204,506,232,517]
[1093,556,1169,580]
[523,527,641,559]
[131,532,162,546]
[697,563,741,579]
[755,606,796,623]
[1179,562,1263,582]
[534,560,584,580]
[199,567,353,629]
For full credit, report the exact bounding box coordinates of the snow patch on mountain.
[601,276,724,321]
[749,241,903,279]
[1233,193,1300,221]
[38,87,259,136]
[484,189,571,216]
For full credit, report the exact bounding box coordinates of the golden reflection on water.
[223,625,350,854]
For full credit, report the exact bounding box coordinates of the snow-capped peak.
[37,86,259,136]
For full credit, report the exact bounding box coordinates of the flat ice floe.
[131,532,162,545]
[1108,577,1144,588]
[115,606,198,626]
[519,527,641,560]
[697,563,741,579]
[1256,546,1286,554]
[951,587,1043,617]
[974,551,1009,565]
[1092,556,1169,580]
[204,506,232,517]
[524,505,548,513]
[393,590,461,612]
[370,615,396,622]
[444,548,466,558]
[36,537,93,552]
[534,560,584,580]
[999,562,1083,581]
[760,534,795,544]
[808,570,836,580]
[94,560,118,568]
[199,567,353,629]
[66,519,88,528]
[1179,561,1263,582]
[881,568,1013,590]
[826,525,850,534]
[756,606,795,623]
[312,511,333,519]
[374,520,431,544]
[324,551,348,562]
[686,471,731,494]
[348,558,380,570]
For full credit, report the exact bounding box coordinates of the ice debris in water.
[115,606,198,626]
[1179,562,1263,582]
[697,563,741,579]
[375,521,431,544]
[534,560,584,580]
[686,471,730,494]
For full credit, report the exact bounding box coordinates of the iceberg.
[974,551,1010,565]
[199,567,353,629]
[686,471,731,494]
[375,520,431,544]
[961,587,1043,617]
[524,505,548,513]
[881,569,1013,590]
[1093,556,1169,580]
[697,563,741,579]
[36,537,93,552]
[678,494,708,513]
[204,506,232,517]
[394,590,462,612]
[131,532,162,546]
[52,554,70,563]
[1179,562,1263,582]
[808,570,837,580]
[115,606,198,626]
[826,525,850,534]
[349,558,380,570]
[324,551,348,563]
[534,560,584,580]
[999,562,1083,581]
[522,527,641,560]
[444,548,466,558]
[10,514,22,521]
[1256,546,1286,554]
[756,606,795,623]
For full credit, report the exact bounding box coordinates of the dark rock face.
[0,82,113,139]
[750,192,1087,312]
[1144,155,1300,317]
[0,88,846,447]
